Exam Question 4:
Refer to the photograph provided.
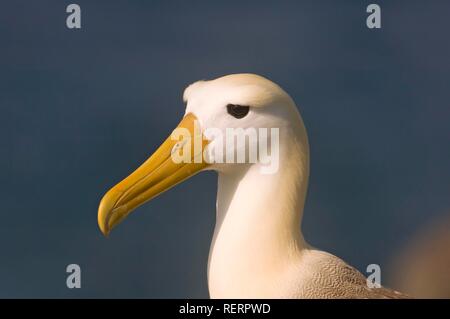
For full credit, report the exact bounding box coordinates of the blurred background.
[1,0,449,298]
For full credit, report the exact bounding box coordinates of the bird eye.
[227,104,250,119]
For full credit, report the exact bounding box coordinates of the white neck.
[207,123,310,298]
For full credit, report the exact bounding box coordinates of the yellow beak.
[98,113,209,236]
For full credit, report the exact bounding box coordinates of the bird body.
[98,73,409,299]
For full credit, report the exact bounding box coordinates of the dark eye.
[227,104,250,119]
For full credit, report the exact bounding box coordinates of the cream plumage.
[98,73,409,298]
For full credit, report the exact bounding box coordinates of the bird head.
[98,73,305,236]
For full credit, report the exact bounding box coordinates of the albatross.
[98,73,408,298]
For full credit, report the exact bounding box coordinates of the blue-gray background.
[1,0,449,298]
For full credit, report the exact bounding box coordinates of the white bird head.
[183,74,304,172]
[98,73,309,235]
